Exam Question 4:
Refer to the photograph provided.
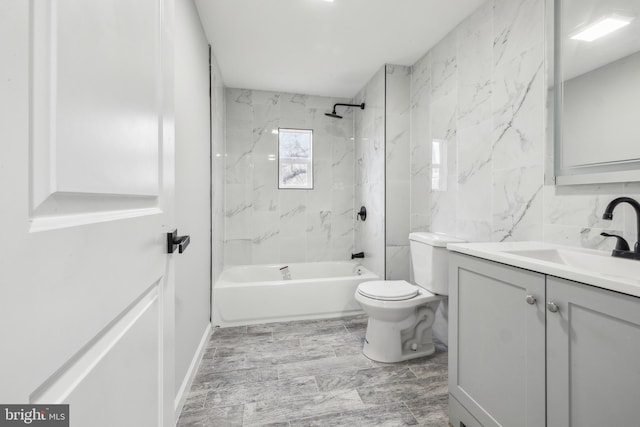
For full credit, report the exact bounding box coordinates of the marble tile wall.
[224,89,355,265]
[385,65,411,281]
[410,0,639,254]
[211,51,225,282]
[354,68,386,279]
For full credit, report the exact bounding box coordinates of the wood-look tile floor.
[178,315,449,427]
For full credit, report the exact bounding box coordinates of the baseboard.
[174,323,211,422]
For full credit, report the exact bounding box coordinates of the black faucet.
[351,252,365,259]
[601,197,640,260]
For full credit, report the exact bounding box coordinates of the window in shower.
[278,128,313,189]
[432,139,448,191]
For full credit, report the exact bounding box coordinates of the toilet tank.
[409,232,465,295]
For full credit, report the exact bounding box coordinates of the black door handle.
[167,229,191,254]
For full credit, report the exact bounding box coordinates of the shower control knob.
[525,295,536,305]
[547,302,559,313]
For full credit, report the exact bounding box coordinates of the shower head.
[325,102,365,119]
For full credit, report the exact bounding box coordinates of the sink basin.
[447,241,640,298]
[503,248,640,279]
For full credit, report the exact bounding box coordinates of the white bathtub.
[212,261,378,327]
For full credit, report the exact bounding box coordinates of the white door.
[0,1,176,426]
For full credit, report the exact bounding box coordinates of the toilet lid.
[358,280,419,301]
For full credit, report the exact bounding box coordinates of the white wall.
[224,89,355,265]
[174,0,211,405]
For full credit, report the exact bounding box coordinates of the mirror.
[552,0,640,185]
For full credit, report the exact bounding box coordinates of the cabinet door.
[449,254,546,427]
[547,277,640,427]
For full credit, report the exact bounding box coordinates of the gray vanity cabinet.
[448,253,546,427]
[546,276,640,427]
[449,253,640,427]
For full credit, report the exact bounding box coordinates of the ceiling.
[195,0,485,98]
[562,0,640,80]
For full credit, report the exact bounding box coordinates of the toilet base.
[360,302,439,363]
[363,340,435,363]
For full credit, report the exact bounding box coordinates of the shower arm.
[331,102,365,112]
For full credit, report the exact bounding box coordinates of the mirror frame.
[549,0,640,186]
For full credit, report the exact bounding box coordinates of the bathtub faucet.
[351,252,365,259]
[279,265,291,280]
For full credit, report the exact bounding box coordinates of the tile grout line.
[401,399,421,425]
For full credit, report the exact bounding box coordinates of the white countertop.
[447,241,640,298]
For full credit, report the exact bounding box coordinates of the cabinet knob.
[526,295,537,305]
[547,302,559,313]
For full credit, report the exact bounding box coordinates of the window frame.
[277,127,314,190]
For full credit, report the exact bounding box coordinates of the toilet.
[355,232,465,363]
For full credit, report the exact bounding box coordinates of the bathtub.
[212,261,378,327]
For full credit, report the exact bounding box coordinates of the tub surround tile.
[180,315,450,426]
[224,239,253,267]
[354,67,386,279]
[224,88,355,265]
[386,180,411,245]
[386,245,411,281]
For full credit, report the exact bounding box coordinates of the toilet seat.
[357,280,421,301]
